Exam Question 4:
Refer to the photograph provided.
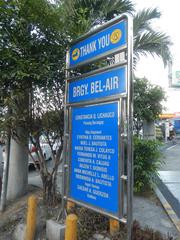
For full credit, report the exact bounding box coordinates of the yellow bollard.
[25,195,38,240]
[65,213,78,240]
[109,218,120,235]
[67,201,75,211]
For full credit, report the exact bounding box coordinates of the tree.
[133,8,172,67]
[62,0,134,38]
[0,0,172,204]
[0,0,134,204]
[133,77,166,136]
[0,0,66,90]
[0,0,68,204]
[61,3,171,136]
[63,3,172,67]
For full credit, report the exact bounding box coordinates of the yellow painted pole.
[109,219,120,235]
[67,200,75,211]
[65,213,78,240]
[25,195,38,240]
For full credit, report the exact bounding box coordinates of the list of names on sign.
[70,102,119,213]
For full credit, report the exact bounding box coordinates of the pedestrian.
[169,123,175,140]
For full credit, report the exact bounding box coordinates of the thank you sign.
[69,20,127,67]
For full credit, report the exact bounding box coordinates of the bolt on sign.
[62,14,133,240]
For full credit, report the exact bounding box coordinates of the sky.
[133,0,180,113]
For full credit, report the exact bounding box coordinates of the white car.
[29,142,52,167]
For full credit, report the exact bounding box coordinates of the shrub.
[134,137,163,192]
[75,207,174,240]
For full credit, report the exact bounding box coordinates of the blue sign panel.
[69,20,127,68]
[68,66,126,103]
[70,102,119,214]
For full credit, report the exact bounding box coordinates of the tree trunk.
[42,171,58,206]
[143,120,156,140]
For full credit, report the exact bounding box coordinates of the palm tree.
[63,1,172,66]
[63,0,134,38]
[133,8,172,67]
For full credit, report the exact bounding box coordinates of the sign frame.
[68,101,123,219]
[61,13,133,240]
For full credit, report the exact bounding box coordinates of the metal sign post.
[62,14,133,239]
[126,16,134,240]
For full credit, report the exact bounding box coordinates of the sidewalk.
[156,140,180,233]
[157,171,180,218]
[134,193,179,238]
[29,170,180,238]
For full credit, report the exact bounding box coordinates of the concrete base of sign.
[14,223,26,240]
[90,233,110,240]
[46,219,65,240]
[14,222,44,240]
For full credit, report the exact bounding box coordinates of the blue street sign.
[68,66,126,103]
[70,102,119,214]
[69,20,127,68]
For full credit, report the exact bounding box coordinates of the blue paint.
[69,20,127,67]
[173,118,180,134]
[70,102,119,214]
[68,66,126,103]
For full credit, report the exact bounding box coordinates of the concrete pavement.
[134,194,179,238]
[156,140,180,233]
[28,163,179,238]
[161,142,180,171]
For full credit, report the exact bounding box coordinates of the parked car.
[28,142,52,167]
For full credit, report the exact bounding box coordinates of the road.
[161,141,180,171]
[157,140,180,232]
[0,150,62,194]
[28,159,63,194]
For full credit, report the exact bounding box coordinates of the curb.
[154,187,180,233]
[156,174,180,218]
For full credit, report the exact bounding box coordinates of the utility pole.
[7,133,28,200]
[7,91,29,201]
[0,134,10,211]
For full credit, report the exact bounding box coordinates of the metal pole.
[57,50,70,221]
[127,15,133,240]
[0,133,11,212]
